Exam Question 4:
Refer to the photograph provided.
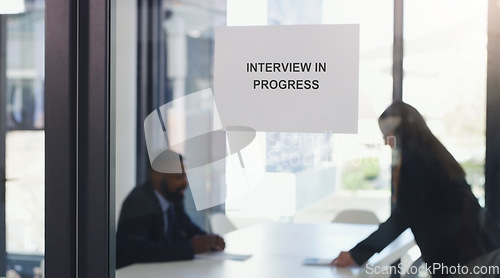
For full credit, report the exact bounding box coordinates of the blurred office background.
[112,0,488,240]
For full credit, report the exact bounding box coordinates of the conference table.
[116,222,415,278]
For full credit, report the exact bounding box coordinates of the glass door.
[1,1,45,277]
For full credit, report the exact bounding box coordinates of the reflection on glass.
[114,0,229,273]
[143,88,263,210]
[3,0,45,277]
[114,0,228,265]
[403,0,487,204]
[6,5,45,130]
[6,131,44,253]
[113,0,496,275]
[224,0,393,225]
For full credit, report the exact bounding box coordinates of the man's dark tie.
[165,206,175,243]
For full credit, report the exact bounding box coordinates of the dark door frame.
[45,0,112,276]
[0,14,8,275]
[485,0,500,222]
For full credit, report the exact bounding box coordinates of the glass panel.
[2,0,45,277]
[113,0,227,272]
[403,0,487,204]
[112,1,500,277]
[318,0,394,221]
[113,3,394,272]
[224,0,393,226]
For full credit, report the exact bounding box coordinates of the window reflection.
[403,0,487,204]
[114,0,490,267]
[3,0,45,277]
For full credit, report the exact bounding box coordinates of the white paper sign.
[214,24,359,133]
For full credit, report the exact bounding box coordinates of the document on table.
[196,252,252,261]
[303,258,333,266]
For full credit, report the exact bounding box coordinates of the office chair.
[332,209,380,225]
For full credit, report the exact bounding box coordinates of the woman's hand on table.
[331,251,355,267]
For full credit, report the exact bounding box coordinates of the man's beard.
[161,182,185,203]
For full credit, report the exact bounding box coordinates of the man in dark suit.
[116,153,225,269]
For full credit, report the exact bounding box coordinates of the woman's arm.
[332,207,409,266]
[349,207,409,265]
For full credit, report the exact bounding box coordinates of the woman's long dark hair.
[379,101,465,181]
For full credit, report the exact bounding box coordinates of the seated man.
[116,152,225,269]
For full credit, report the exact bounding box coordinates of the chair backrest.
[332,209,380,225]
[209,213,237,236]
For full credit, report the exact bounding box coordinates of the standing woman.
[332,101,500,277]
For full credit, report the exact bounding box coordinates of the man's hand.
[331,251,355,267]
[212,235,225,251]
[190,235,216,254]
